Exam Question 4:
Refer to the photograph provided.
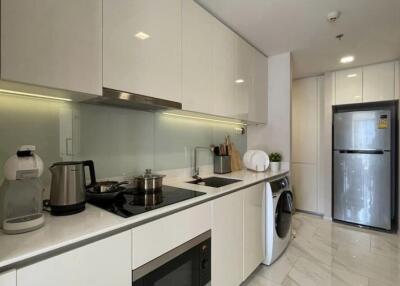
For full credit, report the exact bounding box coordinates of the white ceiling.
[196,0,400,79]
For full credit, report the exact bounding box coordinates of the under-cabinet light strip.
[0,89,73,102]
[163,112,247,126]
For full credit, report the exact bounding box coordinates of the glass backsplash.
[0,93,246,187]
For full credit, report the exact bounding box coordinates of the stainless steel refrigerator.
[333,101,398,231]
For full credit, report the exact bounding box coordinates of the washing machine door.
[275,191,293,238]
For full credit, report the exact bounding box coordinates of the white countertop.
[0,168,289,271]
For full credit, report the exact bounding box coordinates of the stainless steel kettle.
[49,160,96,216]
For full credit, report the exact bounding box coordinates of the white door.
[0,270,16,286]
[249,50,268,124]
[1,0,102,95]
[335,68,363,104]
[243,183,265,280]
[234,38,253,120]
[103,0,182,103]
[212,191,243,286]
[182,0,216,114]
[17,232,131,286]
[292,77,319,213]
[363,62,395,102]
[213,23,238,118]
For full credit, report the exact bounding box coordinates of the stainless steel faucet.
[193,146,211,179]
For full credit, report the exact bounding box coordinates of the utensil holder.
[214,155,231,174]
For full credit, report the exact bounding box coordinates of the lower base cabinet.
[243,183,265,279]
[0,269,16,286]
[17,231,131,286]
[212,182,265,286]
[212,191,244,286]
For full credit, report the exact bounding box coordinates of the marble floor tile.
[245,213,400,286]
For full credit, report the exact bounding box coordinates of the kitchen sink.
[187,176,242,188]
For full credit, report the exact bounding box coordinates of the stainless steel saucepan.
[134,169,165,193]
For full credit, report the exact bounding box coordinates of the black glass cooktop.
[87,186,205,218]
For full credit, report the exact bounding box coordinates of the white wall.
[247,52,292,166]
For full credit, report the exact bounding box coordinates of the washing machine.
[263,175,293,265]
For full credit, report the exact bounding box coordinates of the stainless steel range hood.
[85,88,182,111]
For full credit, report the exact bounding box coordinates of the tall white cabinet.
[103,0,182,103]
[292,77,322,213]
[1,0,102,96]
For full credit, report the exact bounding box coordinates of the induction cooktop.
[87,186,205,218]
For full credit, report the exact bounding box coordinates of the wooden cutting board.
[230,143,242,171]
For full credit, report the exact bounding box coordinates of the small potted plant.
[269,152,282,172]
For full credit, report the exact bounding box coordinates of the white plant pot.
[270,162,280,172]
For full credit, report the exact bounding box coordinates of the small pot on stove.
[134,169,165,193]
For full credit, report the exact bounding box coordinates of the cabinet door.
[182,0,216,114]
[0,270,16,286]
[249,50,268,124]
[213,23,238,118]
[292,78,318,164]
[292,163,318,212]
[243,183,265,280]
[1,0,102,95]
[335,68,362,104]
[363,62,395,102]
[233,38,252,120]
[212,191,243,286]
[103,0,182,103]
[17,232,131,286]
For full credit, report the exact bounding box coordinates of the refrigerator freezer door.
[334,110,391,151]
[333,151,391,230]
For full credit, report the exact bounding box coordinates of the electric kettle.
[49,160,96,215]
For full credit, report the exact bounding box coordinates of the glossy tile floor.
[243,213,400,286]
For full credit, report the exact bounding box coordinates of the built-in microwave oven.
[133,231,211,286]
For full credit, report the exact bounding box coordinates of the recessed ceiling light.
[340,56,354,64]
[134,32,150,40]
[235,79,244,84]
[347,74,357,78]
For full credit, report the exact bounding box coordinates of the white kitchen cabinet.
[292,78,318,163]
[249,50,268,124]
[212,191,243,286]
[103,0,182,103]
[363,62,395,102]
[0,270,16,286]
[243,183,265,280]
[292,163,318,213]
[335,68,363,104]
[234,38,253,120]
[292,77,322,214]
[132,203,211,270]
[1,0,102,96]
[182,0,216,114]
[17,231,131,286]
[213,23,238,118]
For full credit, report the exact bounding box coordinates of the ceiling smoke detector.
[327,11,341,23]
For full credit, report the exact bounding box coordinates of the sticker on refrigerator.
[378,115,388,129]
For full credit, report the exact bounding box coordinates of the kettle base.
[50,202,86,216]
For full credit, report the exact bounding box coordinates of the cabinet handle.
[66,138,73,156]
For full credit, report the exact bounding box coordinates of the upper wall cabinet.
[1,0,102,96]
[234,38,253,120]
[333,61,398,105]
[363,62,395,102]
[182,0,216,114]
[103,0,182,104]
[213,22,238,119]
[335,68,363,105]
[249,49,268,124]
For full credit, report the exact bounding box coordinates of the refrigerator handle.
[338,150,385,155]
